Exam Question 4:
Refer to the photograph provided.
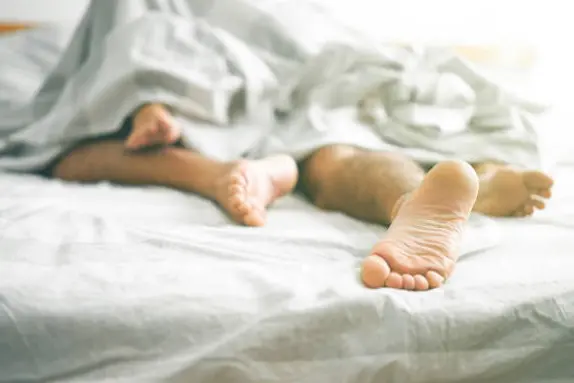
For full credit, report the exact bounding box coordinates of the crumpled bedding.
[0,0,549,171]
[268,43,547,167]
[0,24,75,108]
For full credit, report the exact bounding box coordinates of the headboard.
[0,22,35,34]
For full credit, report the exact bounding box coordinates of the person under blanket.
[50,102,554,291]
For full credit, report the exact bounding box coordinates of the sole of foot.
[215,155,299,227]
[361,160,479,291]
[473,166,553,217]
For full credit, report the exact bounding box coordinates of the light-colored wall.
[0,0,565,44]
[0,0,89,22]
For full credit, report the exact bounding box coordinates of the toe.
[523,204,534,216]
[236,200,251,215]
[402,274,416,290]
[385,272,403,289]
[229,172,247,187]
[228,183,244,197]
[524,171,554,189]
[361,255,391,288]
[229,192,250,215]
[244,206,266,227]
[414,275,429,291]
[530,196,546,210]
[426,271,445,289]
[536,188,552,199]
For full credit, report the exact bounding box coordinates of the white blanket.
[0,0,549,171]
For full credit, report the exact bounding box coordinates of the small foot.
[125,104,181,150]
[361,160,479,290]
[215,155,298,226]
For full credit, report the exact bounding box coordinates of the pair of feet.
[126,104,554,291]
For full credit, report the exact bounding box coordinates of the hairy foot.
[215,155,298,226]
[125,104,181,150]
[361,160,479,290]
[472,163,554,217]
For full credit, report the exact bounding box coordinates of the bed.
[1,23,573,383]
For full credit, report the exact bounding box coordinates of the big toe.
[361,255,391,288]
[524,171,554,190]
[243,206,266,227]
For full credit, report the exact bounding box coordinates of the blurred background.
[1,0,572,161]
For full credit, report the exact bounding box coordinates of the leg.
[299,145,478,290]
[52,141,298,226]
[472,162,554,217]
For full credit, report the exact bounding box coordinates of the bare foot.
[361,160,479,290]
[125,104,181,150]
[472,163,554,217]
[215,155,298,226]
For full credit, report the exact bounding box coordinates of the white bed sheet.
[0,165,573,383]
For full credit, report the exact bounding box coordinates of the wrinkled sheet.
[0,167,573,382]
[0,0,549,171]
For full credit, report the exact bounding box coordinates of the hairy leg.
[52,141,298,226]
[472,162,553,217]
[299,145,426,224]
[299,145,478,290]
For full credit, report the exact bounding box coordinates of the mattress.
[1,23,574,383]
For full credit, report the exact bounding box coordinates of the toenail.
[426,271,445,288]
